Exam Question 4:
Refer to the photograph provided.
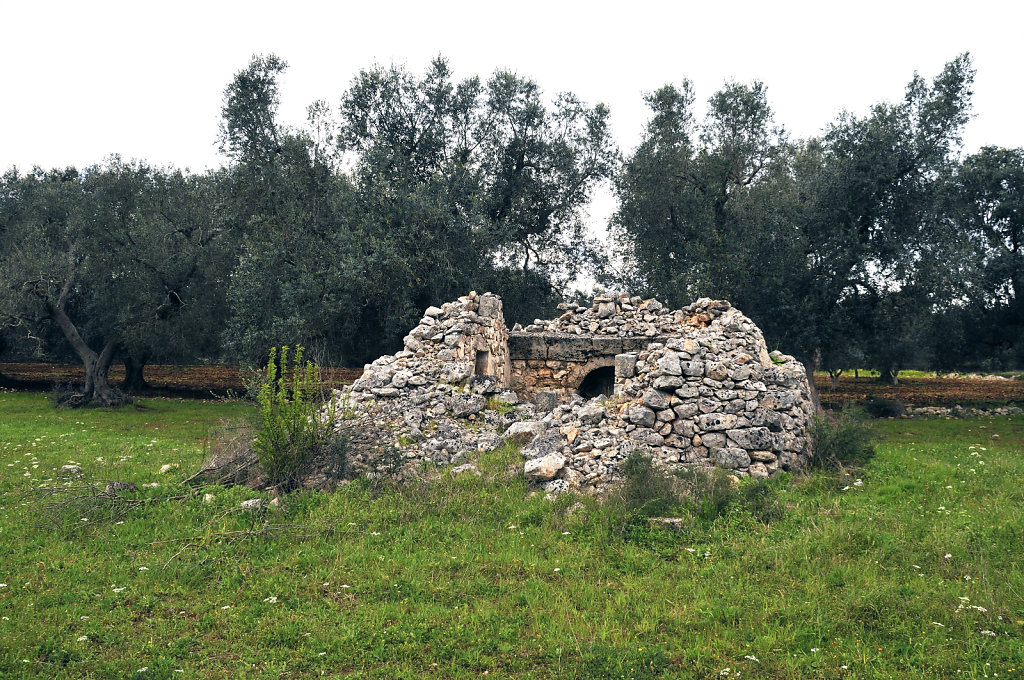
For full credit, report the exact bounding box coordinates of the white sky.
[4,0,1022,227]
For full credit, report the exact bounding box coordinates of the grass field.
[1,392,1022,678]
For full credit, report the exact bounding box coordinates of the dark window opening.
[474,350,491,376]
[578,366,615,399]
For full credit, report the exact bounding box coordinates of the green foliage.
[253,346,342,489]
[608,452,682,527]
[607,452,785,533]
[484,396,514,415]
[810,408,877,470]
[3,394,1024,678]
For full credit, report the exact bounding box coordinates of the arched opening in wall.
[577,366,615,399]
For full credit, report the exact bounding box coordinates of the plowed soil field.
[819,375,1024,408]
[0,362,362,398]
[3,363,1023,406]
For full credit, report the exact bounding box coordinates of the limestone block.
[748,462,769,478]
[654,375,684,390]
[477,296,501,318]
[628,405,657,428]
[614,353,638,378]
[546,335,594,361]
[657,353,682,375]
[641,388,670,410]
[726,427,773,450]
[674,384,699,399]
[749,450,777,463]
[578,403,605,425]
[697,412,738,431]
[701,432,726,449]
[524,453,566,481]
[593,336,624,355]
[451,393,486,418]
[713,447,751,469]
[681,361,705,377]
[705,361,729,381]
[534,390,559,412]
[506,421,546,446]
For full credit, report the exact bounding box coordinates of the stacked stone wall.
[334,292,815,493]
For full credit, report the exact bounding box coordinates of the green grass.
[1,392,1022,678]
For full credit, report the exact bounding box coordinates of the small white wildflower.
[553,568,561,572]
[561,531,570,535]
[318,652,327,656]
[507,525,517,530]
[340,584,351,589]
[136,668,148,673]
[811,648,820,652]
[80,616,88,620]
[841,665,849,670]
[263,596,278,603]
[138,567,148,571]
[370,531,380,536]
[221,605,231,609]
[685,548,696,552]
[322,582,330,586]
[980,630,996,637]
[1,617,8,621]
[744,655,759,662]
[853,479,863,487]
[0,583,6,588]
[719,669,731,676]
[76,635,88,642]
[945,553,952,559]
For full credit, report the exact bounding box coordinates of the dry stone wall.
[334,292,815,493]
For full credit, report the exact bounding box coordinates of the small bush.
[614,452,681,520]
[810,408,877,470]
[862,394,906,418]
[675,466,738,522]
[48,379,77,407]
[253,346,342,491]
[605,453,786,533]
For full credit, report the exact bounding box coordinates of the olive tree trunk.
[47,302,129,407]
[121,354,150,393]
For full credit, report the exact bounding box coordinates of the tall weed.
[253,346,343,490]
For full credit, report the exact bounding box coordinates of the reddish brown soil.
[819,375,1024,408]
[0,362,362,398]
[3,362,1021,406]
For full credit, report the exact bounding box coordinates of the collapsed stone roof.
[338,291,815,494]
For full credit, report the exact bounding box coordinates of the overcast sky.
[4,0,1022,220]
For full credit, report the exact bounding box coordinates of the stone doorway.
[474,349,492,376]
[577,365,615,399]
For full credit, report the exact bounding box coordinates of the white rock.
[524,453,566,481]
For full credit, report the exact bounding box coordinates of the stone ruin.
[339,291,816,493]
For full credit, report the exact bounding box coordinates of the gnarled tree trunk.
[879,368,900,386]
[801,355,825,416]
[121,354,149,394]
[47,301,130,407]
